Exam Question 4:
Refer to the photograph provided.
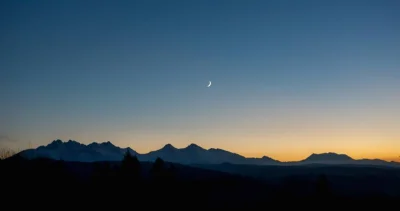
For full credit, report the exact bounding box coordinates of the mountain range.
[18,139,400,167]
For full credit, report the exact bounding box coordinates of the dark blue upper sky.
[1,0,399,161]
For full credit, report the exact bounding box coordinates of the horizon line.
[16,139,400,163]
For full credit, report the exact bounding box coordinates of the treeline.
[90,151,178,192]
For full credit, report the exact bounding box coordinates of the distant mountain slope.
[297,152,354,164]
[297,152,399,166]
[17,139,399,167]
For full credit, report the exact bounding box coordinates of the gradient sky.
[1,0,399,161]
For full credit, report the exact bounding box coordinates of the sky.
[1,0,399,162]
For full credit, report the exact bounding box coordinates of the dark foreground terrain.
[1,152,399,208]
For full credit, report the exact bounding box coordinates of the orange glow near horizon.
[113,131,399,162]
[4,112,399,163]
[6,136,399,162]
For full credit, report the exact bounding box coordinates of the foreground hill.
[0,155,279,207]
[18,139,400,167]
[193,163,400,197]
[1,155,399,207]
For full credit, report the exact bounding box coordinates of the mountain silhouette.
[18,140,399,167]
[301,152,353,164]
[21,139,135,162]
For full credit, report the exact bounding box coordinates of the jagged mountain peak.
[67,139,78,143]
[49,139,63,145]
[65,140,83,146]
[185,143,204,150]
[261,156,275,161]
[88,142,99,146]
[100,141,115,146]
[88,141,116,147]
[209,148,224,152]
[46,139,68,149]
[48,139,82,146]
[161,143,177,150]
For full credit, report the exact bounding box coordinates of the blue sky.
[1,0,399,161]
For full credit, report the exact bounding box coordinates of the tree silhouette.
[151,157,165,181]
[120,150,141,183]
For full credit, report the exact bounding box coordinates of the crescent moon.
[207,81,212,87]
